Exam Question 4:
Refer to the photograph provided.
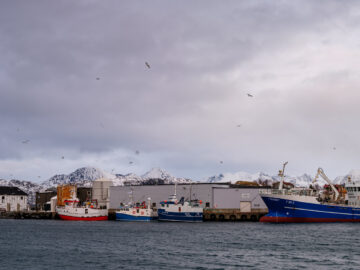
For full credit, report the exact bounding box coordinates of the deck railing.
[259,188,318,197]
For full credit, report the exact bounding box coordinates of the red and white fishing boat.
[56,199,108,221]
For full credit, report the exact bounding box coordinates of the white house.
[0,186,28,212]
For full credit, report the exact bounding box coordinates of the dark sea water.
[1,220,360,270]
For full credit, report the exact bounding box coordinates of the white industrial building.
[109,183,267,211]
[92,178,113,209]
[0,186,28,212]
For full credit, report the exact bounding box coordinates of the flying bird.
[220,161,223,164]
[333,147,336,150]
[129,161,134,165]
[145,62,151,69]
[61,156,65,159]
[247,93,253,97]
[96,77,100,80]
[237,124,242,128]
[22,140,30,144]
[135,150,140,155]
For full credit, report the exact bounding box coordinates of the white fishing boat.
[56,199,108,221]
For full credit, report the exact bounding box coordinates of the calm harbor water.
[1,219,360,270]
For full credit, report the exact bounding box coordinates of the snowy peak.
[206,171,314,187]
[334,170,360,185]
[207,171,273,184]
[142,168,173,180]
[41,167,114,189]
[140,168,192,184]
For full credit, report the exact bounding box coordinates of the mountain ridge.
[1,167,359,205]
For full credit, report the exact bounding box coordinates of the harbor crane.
[278,161,288,190]
[312,167,340,201]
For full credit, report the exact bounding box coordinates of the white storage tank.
[50,196,57,213]
[92,178,113,209]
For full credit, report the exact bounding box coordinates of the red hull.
[260,216,360,223]
[59,214,108,221]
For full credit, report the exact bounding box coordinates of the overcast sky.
[1,0,360,182]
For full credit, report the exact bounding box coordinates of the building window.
[87,191,91,195]
[205,202,210,207]
[21,196,23,200]
[1,196,4,203]
[152,202,156,207]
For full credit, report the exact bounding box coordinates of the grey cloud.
[1,1,360,181]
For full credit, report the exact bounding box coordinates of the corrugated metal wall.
[213,188,267,209]
[109,184,229,209]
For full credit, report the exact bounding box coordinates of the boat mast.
[279,161,288,190]
[147,197,151,209]
[190,183,192,201]
[128,189,134,205]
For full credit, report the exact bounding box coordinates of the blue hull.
[158,209,203,222]
[261,195,360,223]
[115,212,156,221]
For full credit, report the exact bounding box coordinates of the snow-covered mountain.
[206,171,315,187]
[334,170,360,185]
[141,167,192,184]
[113,168,192,186]
[4,167,360,206]
[41,167,116,190]
[0,167,192,205]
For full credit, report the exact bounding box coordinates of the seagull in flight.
[129,161,134,165]
[22,140,30,144]
[145,62,151,69]
[135,150,140,155]
[247,93,253,98]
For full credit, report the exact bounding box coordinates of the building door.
[7,203,10,212]
[240,201,251,212]
[17,203,20,212]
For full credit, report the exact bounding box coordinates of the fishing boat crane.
[312,167,340,201]
[278,161,288,190]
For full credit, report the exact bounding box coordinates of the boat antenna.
[279,161,288,190]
